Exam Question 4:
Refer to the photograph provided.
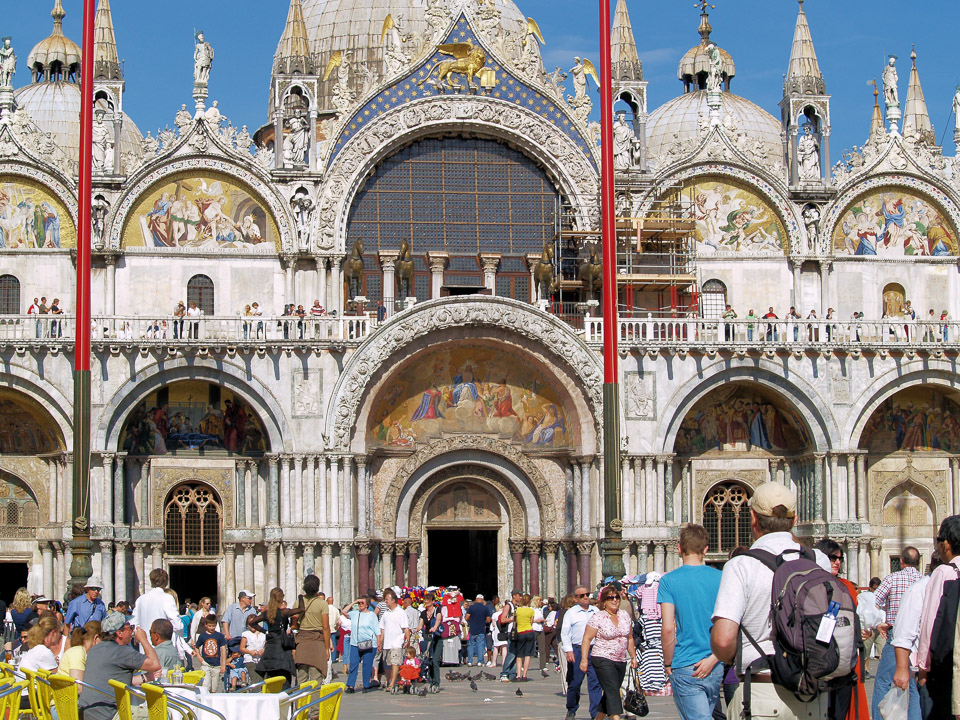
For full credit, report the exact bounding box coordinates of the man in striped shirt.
[870,546,922,720]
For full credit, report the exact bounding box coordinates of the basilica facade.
[1,0,960,607]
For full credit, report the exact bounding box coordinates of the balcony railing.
[0,314,374,344]
[583,316,960,349]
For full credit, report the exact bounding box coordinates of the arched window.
[882,283,906,317]
[703,482,752,555]
[164,483,221,556]
[701,279,727,319]
[187,275,215,316]
[5,503,19,526]
[0,275,20,314]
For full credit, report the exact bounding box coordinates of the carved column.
[41,542,54,600]
[284,543,297,600]
[282,254,296,306]
[316,257,328,314]
[138,458,150,527]
[303,456,315,526]
[655,458,666,523]
[394,541,407,587]
[242,543,256,595]
[564,462,575,536]
[114,542,127,603]
[104,254,117,315]
[564,542,577,592]
[510,540,525,591]
[952,458,960,514]
[427,252,448,299]
[99,541,114,604]
[318,455,328,527]
[356,542,370,596]
[321,542,335,597]
[356,458,367,535]
[223,544,237,603]
[813,454,825,523]
[330,457,341,527]
[577,541,594,589]
[580,459,592,536]
[101,453,115,524]
[856,454,868,522]
[621,457,632,525]
[235,462,245,527]
[302,542,316,577]
[527,541,541,596]
[644,457,655,524]
[279,456,291,525]
[294,456,306,525]
[267,456,280,525]
[132,543,146,596]
[663,456,674,523]
[379,252,399,314]
[570,460,581,535]
[479,253,500,294]
[543,541,558,599]
[869,539,882,579]
[407,542,419,587]
[845,454,856,523]
[525,254,539,302]
[680,461,691,523]
[829,453,839,522]
[653,542,666,574]
[381,542,395,589]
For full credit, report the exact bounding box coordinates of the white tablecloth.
[166,686,282,720]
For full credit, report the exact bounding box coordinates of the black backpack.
[740,547,859,701]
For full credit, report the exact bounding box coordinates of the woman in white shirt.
[189,597,218,641]
[490,605,508,666]
[239,622,267,683]
[20,615,62,703]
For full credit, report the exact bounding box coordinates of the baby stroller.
[397,650,432,694]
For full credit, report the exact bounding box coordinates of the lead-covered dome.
[287,0,528,112]
[646,91,783,166]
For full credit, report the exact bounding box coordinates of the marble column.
[394,542,406,587]
[378,542,392,588]
[47,458,58,524]
[356,458,368,535]
[407,542,419,587]
[41,542,54,600]
[528,541,541,596]
[621,457,632,525]
[105,254,117,314]
[114,542,127,603]
[856,455,868,522]
[243,544,256,595]
[330,457,341,527]
[304,456,317,526]
[680,461,691,523]
[151,544,162,581]
[101,453,115,524]
[564,462,575,536]
[284,543,297,600]
[266,541,280,591]
[280,456,291,525]
[427,252,448,299]
[250,461,261,527]
[379,252,398,313]
[293,456,305,525]
[645,457,655,524]
[628,542,639,575]
[114,455,126,525]
[580,459,592,535]
[869,539,882,579]
[653,542,666,574]
[952,458,960,514]
[316,257,328,314]
[303,543,316,576]
[570,461,581,535]
[829,454,839,522]
[543,542,558,599]
[357,542,370,596]
[564,543,577,592]
[224,544,237,602]
[283,255,295,305]
[577,541,593,589]
[368,543,378,592]
[846,540,860,586]
[510,540,524,590]
[139,459,150,526]
[133,543,146,596]
[321,543,335,597]
[813,454,825,523]
[318,456,328,526]
[846,455,856,522]
[663,457,674,523]
[656,459,666,523]
[478,253,500,294]
[99,541,114,604]
[235,462,245,527]
[267,456,280,525]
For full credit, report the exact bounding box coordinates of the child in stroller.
[397,646,430,693]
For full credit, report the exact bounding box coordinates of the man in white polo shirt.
[710,482,828,719]
[377,588,410,693]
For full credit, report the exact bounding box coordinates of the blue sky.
[4,0,958,158]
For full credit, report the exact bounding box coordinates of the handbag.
[356,639,374,651]
[623,667,649,717]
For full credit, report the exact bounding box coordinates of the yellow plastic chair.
[291,684,344,720]
[278,681,319,720]
[262,676,285,693]
[181,670,204,685]
[46,674,80,720]
[109,678,146,720]
[20,668,53,720]
[0,681,27,720]
[141,682,226,720]
[0,660,16,680]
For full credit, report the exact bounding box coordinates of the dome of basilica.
[646,90,783,167]
[290,0,528,111]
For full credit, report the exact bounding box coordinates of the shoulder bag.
[623,667,649,717]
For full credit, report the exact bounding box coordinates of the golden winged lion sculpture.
[418,40,487,92]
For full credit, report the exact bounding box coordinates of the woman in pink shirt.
[579,586,638,720]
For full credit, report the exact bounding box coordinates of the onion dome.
[27,0,81,83]
[677,6,735,93]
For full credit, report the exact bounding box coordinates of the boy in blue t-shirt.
[657,523,723,720]
[191,613,228,693]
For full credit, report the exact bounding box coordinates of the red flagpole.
[69,0,95,590]
[598,0,624,579]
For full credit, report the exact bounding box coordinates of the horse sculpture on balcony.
[578,242,602,301]
[534,242,558,301]
[344,238,365,299]
[397,239,415,299]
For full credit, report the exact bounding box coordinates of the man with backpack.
[497,589,522,682]
[711,482,837,718]
[915,515,960,719]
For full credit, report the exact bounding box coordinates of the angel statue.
[567,57,598,124]
[324,51,355,113]
[518,17,545,81]
[0,37,15,88]
[882,56,899,109]
[194,31,214,86]
[706,44,722,92]
[381,14,409,76]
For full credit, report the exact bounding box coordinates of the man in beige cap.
[709,482,828,719]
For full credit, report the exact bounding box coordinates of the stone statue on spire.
[953,85,960,135]
[194,31,214,86]
[0,37,15,88]
[882,56,898,109]
[706,44,722,93]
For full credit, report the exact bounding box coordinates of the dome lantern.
[27,0,81,83]
[677,3,735,93]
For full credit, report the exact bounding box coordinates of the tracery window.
[0,275,20,314]
[703,482,752,555]
[701,279,727,319]
[0,474,39,531]
[164,483,221,556]
[346,136,559,302]
[187,275,215,316]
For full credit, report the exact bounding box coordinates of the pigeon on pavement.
[515,688,523,697]
[470,680,478,692]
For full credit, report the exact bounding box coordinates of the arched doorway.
[424,481,503,600]
[164,482,222,608]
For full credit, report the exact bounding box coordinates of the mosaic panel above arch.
[675,383,812,455]
[369,343,575,449]
[832,186,957,257]
[660,174,789,255]
[859,386,960,453]
[0,175,76,249]
[119,380,269,457]
[0,388,64,453]
[121,170,281,253]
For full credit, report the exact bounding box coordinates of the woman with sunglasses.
[579,586,638,720]
[341,594,379,693]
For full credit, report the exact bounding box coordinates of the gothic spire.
[902,48,935,144]
[93,0,122,81]
[275,0,315,75]
[869,79,884,142]
[784,0,824,96]
[611,0,642,83]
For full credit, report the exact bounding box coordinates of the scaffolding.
[550,181,700,323]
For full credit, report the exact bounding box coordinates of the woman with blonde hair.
[58,621,101,687]
[189,596,216,641]
[20,614,63,705]
[10,587,33,631]
[490,599,508,667]
[514,594,536,681]
[245,587,305,689]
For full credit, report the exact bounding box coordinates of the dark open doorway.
[170,564,219,613]
[427,529,498,600]
[0,563,28,606]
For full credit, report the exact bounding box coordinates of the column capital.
[407,542,420,555]
[132,542,147,553]
[101,452,116,461]
[266,455,279,468]
[242,543,257,552]
[266,540,281,551]
[508,539,526,554]
[541,541,559,554]
[223,543,237,554]
[379,251,399,271]
[478,253,501,273]
[525,540,541,554]
[356,540,373,555]
[104,253,117,267]
[99,540,114,553]
[869,538,883,551]
[381,541,396,553]
[525,253,541,271]
[426,251,449,273]
[576,541,595,555]
[282,541,297,552]
[320,541,335,554]
[394,540,408,554]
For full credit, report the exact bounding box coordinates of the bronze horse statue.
[344,238,365,299]
[534,242,557,300]
[578,242,602,301]
[397,239,415,299]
